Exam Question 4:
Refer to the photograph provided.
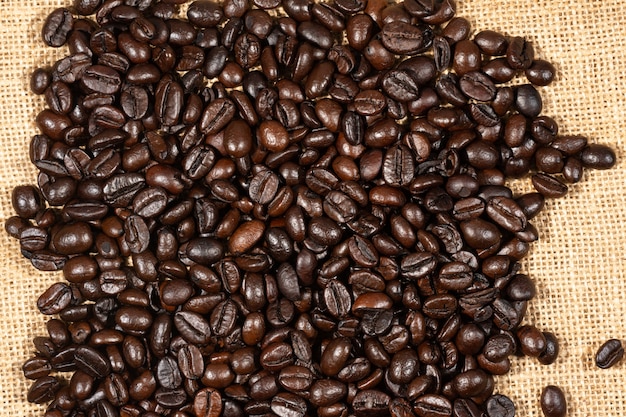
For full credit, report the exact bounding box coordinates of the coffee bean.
[321,337,352,376]
[540,385,567,417]
[595,339,624,369]
[354,89,387,116]
[381,21,432,55]
[352,390,390,417]
[474,30,508,55]
[382,69,420,102]
[515,84,543,117]
[538,331,560,365]
[42,8,73,47]
[74,345,111,378]
[507,36,534,70]
[271,392,308,417]
[414,394,452,417]
[580,144,617,169]
[383,144,415,186]
[27,376,61,404]
[531,173,568,198]
[194,387,223,417]
[174,311,211,345]
[260,342,294,372]
[486,394,515,417]
[309,379,348,407]
[37,282,73,315]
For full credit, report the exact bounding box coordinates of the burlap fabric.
[0,0,623,416]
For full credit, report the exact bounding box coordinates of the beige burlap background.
[0,0,624,416]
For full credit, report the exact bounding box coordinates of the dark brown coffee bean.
[595,339,624,369]
[537,332,560,366]
[507,36,534,70]
[383,144,415,186]
[193,387,223,417]
[381,69,420,102]
[460,71,497,101]
[354,89,387,116]
[271,392,308,417]
[30,68,52,95]
[453,39,481,75]
[352,390,391,417]
[474,30,508,55]
[74,345,111,378]
[249,170,280,204]
[580,144,617,169]
[37,282,73,315]
[28,376,61,404]
[526,59,556,86]
[260,342,294,372]
[531,173,568,198]
[460,218,501,249]
[414,394,452,417]
[540,385,567,417]
[381,21,432,55]
[23,356,52,380]
[486,196,527,232]
[174,311,211,345]
[188,1,224,27]
[154,77,184,126]
[486,394,516,417]
[42,8,73,47]
[200,98,236,134]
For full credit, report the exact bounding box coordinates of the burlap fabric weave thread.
[0,0,624,416]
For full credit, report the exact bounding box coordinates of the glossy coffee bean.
[595,339,624,369]
[540,385,567,417]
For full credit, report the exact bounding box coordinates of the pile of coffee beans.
[7,0,617,416]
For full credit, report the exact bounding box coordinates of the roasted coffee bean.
[595,339,624,369]
[74,345,111,378]
[354,89,387,116]
[28,376,61,404]
[37,282,73,315]
[383,144,415,186]
[453,39,481,75]
[474,30,508,55]
[486,394,516,417]
[414,394,452,417]
[324,279,352,319]
[537,331,560,365]
[309,379,347,407]
[515,84,543,117]
[260,342,294,372]
[381,21,431,55]
[531,173,568,198]
[320,337,352,376]
[580,144,617,169]
[23,356,52,380]
[42,8,73,47]
[30,68,52,95]
[194,387,223,417]
[526,59,556,86]
[174,311,211,345]
[271,392,308,417]
[517,325,547,357]
[507,36,534,70]
[352,390,390,417]
[540,385,567,417]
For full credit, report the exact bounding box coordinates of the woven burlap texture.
[0,0,624,416]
